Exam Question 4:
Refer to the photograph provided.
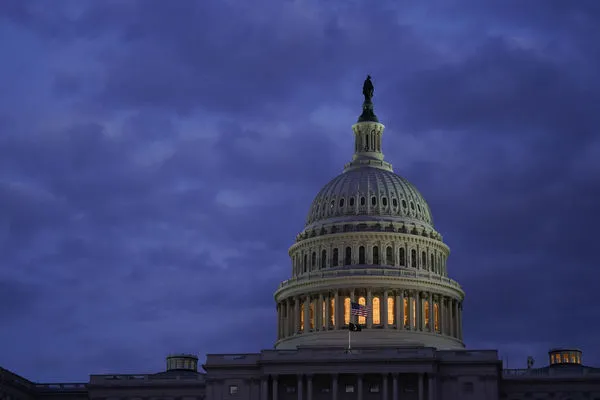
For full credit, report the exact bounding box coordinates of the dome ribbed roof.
[305,167,433,227]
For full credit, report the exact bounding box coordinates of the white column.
[382,374,388,400]
[332,374,338,400]
[409,291,415,330]
[297,374,303,400]
[383,290,389,328]
[418,373,424,400]
[324,294,330,330]
[307,375,313,400]
[357,375,363,400]
[392,374,398,400]
[304,296,310,332]
[334,291,340,329]
[428,374,435,400]
[294,297,300,334]
[367,290,373,328]
[395,291,402,330]
[261,377,268,400]
[428,292,434,332]
[273,375,279,400]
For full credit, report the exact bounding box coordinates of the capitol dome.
[273,76,464,350]
[305,167,434,228]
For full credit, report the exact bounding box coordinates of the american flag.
[351,302,369,317]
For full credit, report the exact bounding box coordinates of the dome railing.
[277,268,461,290]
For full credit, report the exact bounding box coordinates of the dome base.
[275,329,464,351]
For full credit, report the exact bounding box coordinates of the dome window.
[360,197,366,206]
[359,246,365,264]
[417,204,421,212]
[339,198,345,207]
[401,200,407,208]
[349,197,355,207]
[344,247,352,265]
[330,200,335,209]
[382,197,388,207]
[373,246,380,264]
[332,248,339,266]
[371,196,377,206]
[392,198,398,207]
[410,201,415,210]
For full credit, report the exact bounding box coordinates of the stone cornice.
[274,272,464,301]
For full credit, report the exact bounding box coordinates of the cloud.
[1,0,600,382]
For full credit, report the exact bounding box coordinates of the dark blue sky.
[1,0,599,382]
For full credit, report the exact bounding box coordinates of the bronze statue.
[362,75,374,102]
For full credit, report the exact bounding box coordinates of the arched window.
[360,197,366,206]
[359,246,366,264]
[345,247,352,265]
[311,252,316,269]
[422,251,427,269]
[365,135,369,150]
[358,296,366,325]
[411,250,417,268]
[387,296,394,325]
[373,297,380,325]
[332,248,339,267]
[371,196,377,206]
[434,302,439,332]
[309,302,314,330]
[321,250,327,269]
[424,301,430,329]
[399,248,405,266]
[300,302,305,332]
[403,298,409,327]
[373,246,379,264]
[349,197,355,207]
[303,254,307,272]
[330,298,335,326]
[344,297,351,325]
[431,254,435,273]
[339,198,345,207]
[386,246,393,265]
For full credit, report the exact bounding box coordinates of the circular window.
[392,198,398,207]
[360,197,366,206]
[339,198,345,207]
[349,197,355,206]
[382,197,388,206]
[401,200,407,208]
[371,196,377,206]
[410,202,415,210]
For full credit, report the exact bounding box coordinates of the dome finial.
[358,75,379,122]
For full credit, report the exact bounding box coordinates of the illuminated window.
[330,298,335,326]
[399,248,405,266]
[321,250,327,269]
[562,354,568,363]
[322,301,326,329]
[373,246,379,264]
[332,248,339,266]
[344,297,350,325]
[434,303,439,332]
[359,246,366,264]
[411,250,417,268]
[358,296,366,325]
[345,247,352,265]
[300,303,304,332]
[570,353,576,363]
[403,298,409,326]
[373,297,381,325]
[309,302,314,330]
[386,246,393,265]
[424,301,430,329]
[411,298,416,328]
[387,296,394,325]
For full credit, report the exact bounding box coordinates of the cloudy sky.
[1,0,599,382]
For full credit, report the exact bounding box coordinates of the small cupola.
[548,348,582,366]
[166,353,198,372]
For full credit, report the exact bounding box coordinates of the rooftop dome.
[305,168,433,228]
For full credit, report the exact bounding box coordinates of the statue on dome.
[362,75,374,102]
